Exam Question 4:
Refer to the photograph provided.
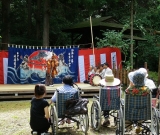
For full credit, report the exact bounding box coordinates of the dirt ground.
[0,99,117,135]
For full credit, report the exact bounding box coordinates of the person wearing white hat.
[99,72,120,87]
[127,68,156,90]
[126,70,151,134]
[139,68,156,89]
[99,72,120,127]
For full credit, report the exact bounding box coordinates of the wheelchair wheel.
[91,100,101,131]
[79,113,89,134]
[116,107,123,135]
[152,107,159,135]
[50,105,58,135]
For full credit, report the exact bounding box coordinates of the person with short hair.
[100,62,112,78]
[50,75,78,124]
[51,75,78,103]
[30,84,50,135]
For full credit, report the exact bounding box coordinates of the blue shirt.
[51,84,78,102]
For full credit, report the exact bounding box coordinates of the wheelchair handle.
[73,83,82,91]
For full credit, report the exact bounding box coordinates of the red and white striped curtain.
[78,47,122,82]
[0,47,122,84]
[0,51,8,84]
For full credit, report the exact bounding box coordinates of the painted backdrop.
[7,45,79,84]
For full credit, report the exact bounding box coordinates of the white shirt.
[145,78,156,89]
[100,67,113,78]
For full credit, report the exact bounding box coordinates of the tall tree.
[35,0,41,40]
[27,0,32,38]
[43,0,50,47]
[2,0,10,50]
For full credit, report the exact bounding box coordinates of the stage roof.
[63,16,146,41]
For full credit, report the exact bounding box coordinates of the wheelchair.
[90,86,121,131]
[116,91,159,135]
[50,86,89,135]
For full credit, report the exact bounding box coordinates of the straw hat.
[99,73,120,86]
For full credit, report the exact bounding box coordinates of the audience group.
[30,64,158,134]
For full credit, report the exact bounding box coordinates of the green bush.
[148,71,158,86]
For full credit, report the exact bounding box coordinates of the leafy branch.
[96,25,135,69]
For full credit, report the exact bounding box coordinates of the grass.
[0,99,116,135]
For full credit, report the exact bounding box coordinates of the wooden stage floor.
[0,83,100,100]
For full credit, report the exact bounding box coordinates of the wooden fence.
[112,63,149,86]
[112,69,134,86]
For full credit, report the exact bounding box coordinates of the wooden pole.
[90,16,95,66]
[144,62,147,69]
[158,53,160,85]
[155,31,160,35]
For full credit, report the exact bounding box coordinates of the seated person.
[100,63,113,79]
[99,72,120,127]
[51,75,78,102]
[30,84,50,135]
[84,65,94,83]
[97,64,104,77]
[50,75,78,124]
[126,70,150,96]
[128,68,155,96]
[92,66,98,74]
[126,70,150,134]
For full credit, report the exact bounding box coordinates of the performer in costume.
[45,53,59,86]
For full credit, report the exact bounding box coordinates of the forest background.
[1,0,160,77]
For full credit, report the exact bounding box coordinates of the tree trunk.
[43,0,50,47]
[27,0,32,38]
[36,0,41,40]
[130,0,134,68]
[158,53,160,86]
[2,0,10,50]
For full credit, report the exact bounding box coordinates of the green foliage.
[1,0,160,71]
[148,71,158,86]
[96,26,135,69]
[96,29,131,56]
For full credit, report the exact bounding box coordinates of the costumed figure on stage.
[45,53,59,86]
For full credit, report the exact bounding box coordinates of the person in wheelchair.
[50,75,78,124]
[128,68,157,97]
[30,84,50,135]
[99,72,120,127]
[126,70,150,134]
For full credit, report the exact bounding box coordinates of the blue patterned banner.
[7,46,78,84]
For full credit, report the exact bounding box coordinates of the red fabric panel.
[78,49,94,81]
[0,51,8,84]
[78,47,122,82]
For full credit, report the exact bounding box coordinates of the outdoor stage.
[0,83,100,100]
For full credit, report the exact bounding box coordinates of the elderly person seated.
[126,70,150,96]
[99,72,120,127]
[128,68,156,89]
[126,70,150,134]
